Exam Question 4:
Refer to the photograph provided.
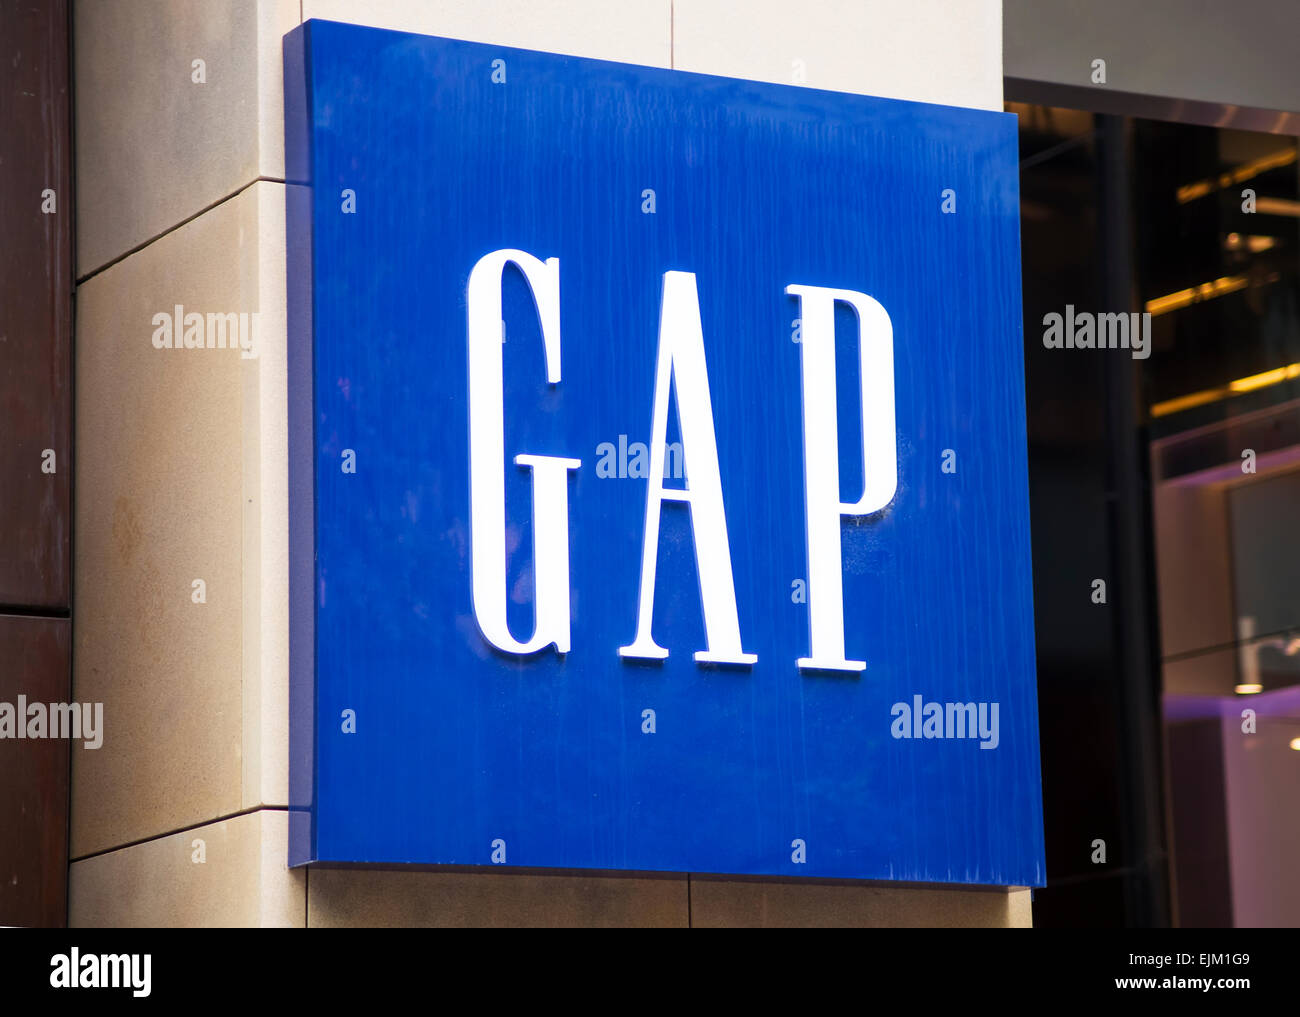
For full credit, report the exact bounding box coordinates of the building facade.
[2,0,1298,928]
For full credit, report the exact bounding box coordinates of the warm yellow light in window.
[1224,233,1276,253]
[1229,364,1299,393]
[1151,362,1300,418]
[1145,275,1248,316]
[1149,389,1226,417]
[1176,148,1297,203]
[1178,180,1214,203]
[1255,196,1300,217]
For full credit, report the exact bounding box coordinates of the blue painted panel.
[285,19,1044,884]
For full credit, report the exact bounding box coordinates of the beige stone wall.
[70,0,1027,927]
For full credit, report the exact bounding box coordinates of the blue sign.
[285,19,1045,885]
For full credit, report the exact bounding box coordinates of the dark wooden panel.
[0,0,72,929]
[1166,718,1234,927]
[0,614,70,927]
[0,0,72,610]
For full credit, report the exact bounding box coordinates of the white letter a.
[620,271,756,666]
